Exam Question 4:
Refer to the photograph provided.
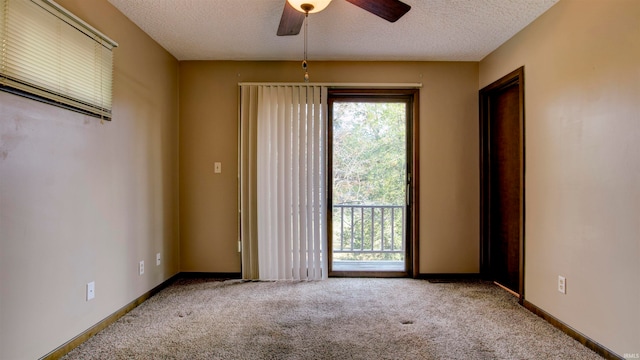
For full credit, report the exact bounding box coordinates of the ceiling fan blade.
[277,1,305,36]
[345,0,411,22]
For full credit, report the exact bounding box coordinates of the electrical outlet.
[214,162,222,174]
[86,281,95,301]
[558,276,566,294]
[139,260,145,275]
[156,252,161,266]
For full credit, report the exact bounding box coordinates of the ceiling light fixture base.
[287,0,332,14]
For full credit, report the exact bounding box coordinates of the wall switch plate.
[86,281,95,301]
[139,260,145,275]
[558,276,566,294]
[156,252,161,266]
[214,162,222,174]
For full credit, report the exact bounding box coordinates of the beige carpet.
[62,278,603,359]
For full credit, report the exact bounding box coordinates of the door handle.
[406,183,410,206]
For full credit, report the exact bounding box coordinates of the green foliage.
[332,101,407,261]
[332,101,407,205]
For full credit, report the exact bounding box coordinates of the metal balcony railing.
[332,204,405,260]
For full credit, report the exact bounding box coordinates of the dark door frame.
[327,88,420,278]
[479,67,525,302]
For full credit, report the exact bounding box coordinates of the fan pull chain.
[303,11,309,82]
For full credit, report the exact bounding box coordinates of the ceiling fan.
[277,0,412,36]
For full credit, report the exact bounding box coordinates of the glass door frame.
[327,88,419,278]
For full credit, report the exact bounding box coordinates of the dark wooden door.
[480,67,524,299]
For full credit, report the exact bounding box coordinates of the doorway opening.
[328,89,418,277]
[479,67,525,301]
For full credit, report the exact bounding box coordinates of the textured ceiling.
[106,0,559,61]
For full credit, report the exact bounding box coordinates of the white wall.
[480,0,640,355]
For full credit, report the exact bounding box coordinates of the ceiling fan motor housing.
[279,0,411,36]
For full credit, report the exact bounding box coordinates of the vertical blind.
[0,0,117,118]
[239,84,328,280]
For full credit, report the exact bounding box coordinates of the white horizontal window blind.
[0,0,118,119]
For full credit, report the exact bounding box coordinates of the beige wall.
[179,61,480,274]
[0,0,180,358]
[480,0,640,355]
[11,0,636,357]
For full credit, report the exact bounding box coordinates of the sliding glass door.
[328,90,416,277]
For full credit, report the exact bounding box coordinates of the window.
[0,0,118,119]
[328,89,419,277]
